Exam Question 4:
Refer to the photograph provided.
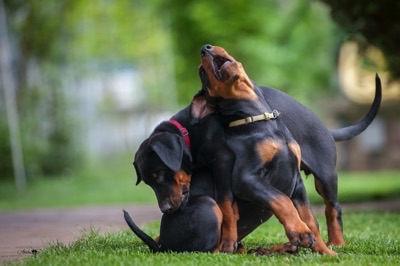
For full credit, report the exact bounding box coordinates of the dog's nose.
[200,44,213,57]
[160,202,175,214]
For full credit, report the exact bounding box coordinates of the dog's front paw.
[287,231,315,248]
[219,239,235,253]
[312,243,338,256]
[234,241,246,254]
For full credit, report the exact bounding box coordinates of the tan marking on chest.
[256,139,282,165]
[288,141,301,170]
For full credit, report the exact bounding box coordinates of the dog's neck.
[216,86,273,118]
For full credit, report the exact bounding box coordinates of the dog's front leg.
[233,179,315,249]
[212,150,238,253]
[217,195,238,253]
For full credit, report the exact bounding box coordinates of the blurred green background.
[0,0,399,210]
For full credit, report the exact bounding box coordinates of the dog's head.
[134,129,192,214]
[199,44,256,101]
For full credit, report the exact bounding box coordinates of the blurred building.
[70,67,174,158]
[334,42,400,171]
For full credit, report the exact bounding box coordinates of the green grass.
[0,156,155,210]
[3,158,399,265]
[14,212,400,266]
[303,171,400,204]
[0,154,399,210]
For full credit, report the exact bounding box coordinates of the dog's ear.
[149,132,188,172]
[133,139,149,185]
[190,91,215,123]
[133,160,142,185]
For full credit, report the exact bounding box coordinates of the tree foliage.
[2,0,341,179]
[159,0,339,104]
[322,0,400,79]
[2,0,81,178]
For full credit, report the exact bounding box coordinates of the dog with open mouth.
[128,44,380,255]
[196,44,381,255]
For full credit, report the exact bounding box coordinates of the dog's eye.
[152,171,165,179]
[158,171,165,177]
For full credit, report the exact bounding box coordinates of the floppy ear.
[133,140,148,185]
[133,160,142,185]
[149,132,188,172]
[190,91,215,123]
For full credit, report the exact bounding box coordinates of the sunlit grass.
[17,213,400,266]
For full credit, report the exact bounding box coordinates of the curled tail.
[330,74,382,141]
[123,210,160,253]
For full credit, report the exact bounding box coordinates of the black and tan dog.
[124,167,223,253]
[130,45,380,253]
[199,45,382,245]
[126,166,288,253]
[198,44,381,254]
[133,102,240,252]
[126,166,304,254]
[200,44,330,254]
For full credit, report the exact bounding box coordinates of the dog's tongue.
[219,60,231,70]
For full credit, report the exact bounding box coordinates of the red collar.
[169,120,191,150]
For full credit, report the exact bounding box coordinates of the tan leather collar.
[228,110,280,127]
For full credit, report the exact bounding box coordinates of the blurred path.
[0,205,161,264]
[1,199,400,264]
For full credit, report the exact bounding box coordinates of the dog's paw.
[248,247,273,256]
[234,241,246,254]
[219,240,235,253]
[312,243,338,256]
[248,243,299,256]
[287,231,315,248]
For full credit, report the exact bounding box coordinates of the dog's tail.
[123,210,160,253]
[330,74,382,142]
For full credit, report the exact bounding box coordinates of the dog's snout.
[160,201,170,212]
[201,44,213,57]
[160,201,176,214]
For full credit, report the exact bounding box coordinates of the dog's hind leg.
[292,176,337,255]
[314,170,345,246]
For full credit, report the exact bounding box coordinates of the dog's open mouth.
[213,56,231,80]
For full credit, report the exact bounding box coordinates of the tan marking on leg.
[296,204,338,255]
[218,197,238,253]
[325,205,345,246]
[256,139,282,165]
[314,179,345,246]
[212,204,223,253]
[288,141,301,170]
[268,196,314,248]
[232,200,239,221]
